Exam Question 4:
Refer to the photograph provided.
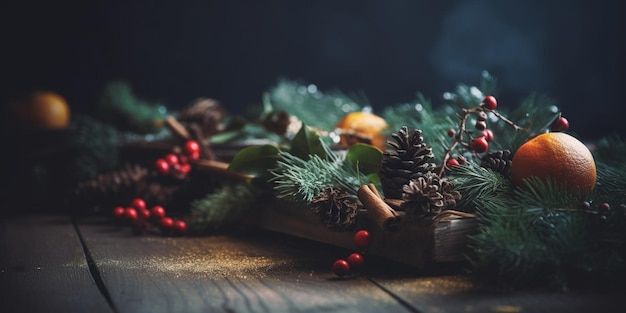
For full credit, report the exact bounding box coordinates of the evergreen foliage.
[270,140,373,207]
[265,79,365,131]
[188,183,261,235]
[97,81,168,134]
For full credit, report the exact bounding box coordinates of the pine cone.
[72,163,149,212]
[177,98,225,137]
[310,187,359,231]
[481,150,512,177]
[380,126,436,199]
[401,173,461,216]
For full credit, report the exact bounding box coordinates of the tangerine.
[510,132,596,196]
[335,111,388,150]
[15,91,70,129]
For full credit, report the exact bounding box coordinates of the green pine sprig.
[97,81,168,134]
[265,79,365,131]
[269,140,374,207]
[188,183,261,235]
[467,176,589,289]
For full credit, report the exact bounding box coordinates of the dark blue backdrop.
[2,0,624,140]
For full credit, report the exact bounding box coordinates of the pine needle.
[448,162,511,213]
[188,183,260,235]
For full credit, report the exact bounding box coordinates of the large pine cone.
[310,187,359,231]
[401,173,461,216]
[481,150,512,178]
[380,126,436,199]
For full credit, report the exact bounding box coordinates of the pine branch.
[188,183,260,235]
[97,81,168,134]
[265,79,365,131]
[269,140,373,207]
[448,162,511,213]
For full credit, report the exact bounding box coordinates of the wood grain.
[76,218,413,313]
[0,215,112,313]
[368,275,624,313]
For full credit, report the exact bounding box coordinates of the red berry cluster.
[332,229,372,277]
[111,197,187,236]
[583,201,626,223]
[153,140,201,178]
[440,96,523,174]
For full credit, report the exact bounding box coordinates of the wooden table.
[1,214,623,313]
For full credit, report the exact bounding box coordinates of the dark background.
[2,0,624,140]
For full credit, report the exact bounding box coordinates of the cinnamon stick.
[164,115,191,140]
[357,184,400,232]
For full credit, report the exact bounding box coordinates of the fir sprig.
[468,177,589,288]
[448,162,511,213]
[265,79,365,131]
[188,183,261,235]
[269,143,373,207]
[97,81,168,134]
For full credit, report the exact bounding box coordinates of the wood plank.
[368,274,624,313]
[77,218,414,313]
[0,215,112,313]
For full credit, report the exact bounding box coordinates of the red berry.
[347,253,364,269]
[131,198,146,211]
[184,140,200,155]
[482,129,494,141]
[598,202,611,214]
[124,207,138,221]
[160,217,174,231]
[332,259,351,277]
[138,208,151,220]
[447,128,456,137]
[550,116,569,132]
[446,158,460,168]
[154,158,170,175]
[188,151,200,161]
[150,205,166,220]
[172,220,188,235]
[178,164,191,176]
[483,95,497,111]
[164,153,180,166]
[471,136,489,153]
[354,230,372,249]
[112,206,125,219]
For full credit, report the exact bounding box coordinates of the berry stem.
[438,97,526,176]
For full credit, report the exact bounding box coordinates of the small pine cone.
[310,187,359,231]
[401,173,461,216]
[380,126,436,199]
[481,150,512,177]
[177,98,226,137]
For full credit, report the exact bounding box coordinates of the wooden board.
[369,275,624,313]
[0,215,112,313]
[76,218,413,313]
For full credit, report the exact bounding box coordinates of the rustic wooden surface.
[1,214,624,313]
[0,215,112,312]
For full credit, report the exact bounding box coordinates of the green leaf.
[289,124,325,160]
[345,143,382,175]
[227,145,280,177]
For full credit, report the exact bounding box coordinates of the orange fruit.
[335,111,388,150]
[511,132,596,196]
[15,91,71,129]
